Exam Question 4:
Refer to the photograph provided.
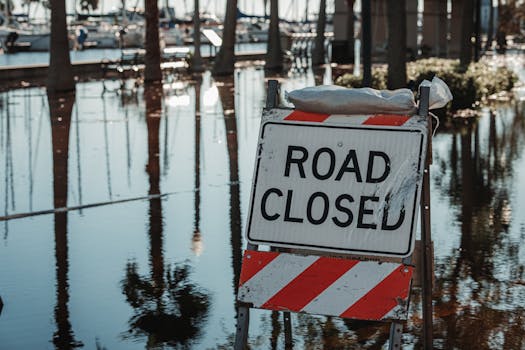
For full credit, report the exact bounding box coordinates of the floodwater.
[0,43,268,67]
[0,56,525,349]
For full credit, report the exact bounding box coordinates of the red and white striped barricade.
[238,250,413,321]
[238,108,429,321]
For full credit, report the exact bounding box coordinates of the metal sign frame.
[234,80,434,350]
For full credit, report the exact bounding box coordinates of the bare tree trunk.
[459,0,474,70]
[144,0,162,82]
[47,0,75,93]
[266,0,283,71]
[362,0,372,87]
[387,0,407,89]
[213,0,237,76]
[312,0,326,66]
[190,0,204,72]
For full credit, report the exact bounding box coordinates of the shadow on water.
[121,82,210,349]
[48,92,84,349]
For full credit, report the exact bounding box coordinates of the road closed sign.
[246,109,428,258]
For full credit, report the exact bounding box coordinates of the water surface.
[1,57,525,349]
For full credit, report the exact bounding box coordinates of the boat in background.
[0,14,50,52]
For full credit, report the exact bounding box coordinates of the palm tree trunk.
[347,0,355,63]
[485,0,494,50]
[474,0,481,61]
[459,0,474,70]
[311,0,326,66]
[265,0,283,71]
[47,0,75,93]
[213,0,237,76]
[386,0,407,89]
[144,0,162,82]
[361,0,372,87]
[190,0,204,72]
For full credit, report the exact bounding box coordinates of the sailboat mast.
[305,0,309,22]
[122,0,127,25]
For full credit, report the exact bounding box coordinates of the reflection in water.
[122,83,210,348]
[270,311,281,350]
[2,93,14,238]
[429,105,525,349]
[192,77,203,256]
[102,97,113,200]
[48,92,84,349]
[122,261,210,348]
[216,76,243,293]
[3,65,525,349]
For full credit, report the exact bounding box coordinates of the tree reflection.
[429,105,525,348]
[215,76,243,292]
[192,76,203,256]
[122,261,209,347]
[47,92,83,349]
[121,83,210,348]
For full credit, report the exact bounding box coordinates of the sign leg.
[283,311,293,348]
[388,321,403,349]
[234,305,250,350]
[388,321,403,350]
[420,116,434,349]
[266,79,280,109]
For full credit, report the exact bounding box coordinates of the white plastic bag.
[286,85,417,115]
[419,76,453,110]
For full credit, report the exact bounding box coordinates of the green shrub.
[335,65,387,90]
[334,58,518,110]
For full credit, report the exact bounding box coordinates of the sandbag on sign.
[286,85,417,115]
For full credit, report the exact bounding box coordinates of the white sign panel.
[246,112,427,257]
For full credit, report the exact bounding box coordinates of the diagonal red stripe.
[239,250,280,286]
[260,257,360,312]
[339,265,413,320]
[284,110,331,122]
[363,114,410,126]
